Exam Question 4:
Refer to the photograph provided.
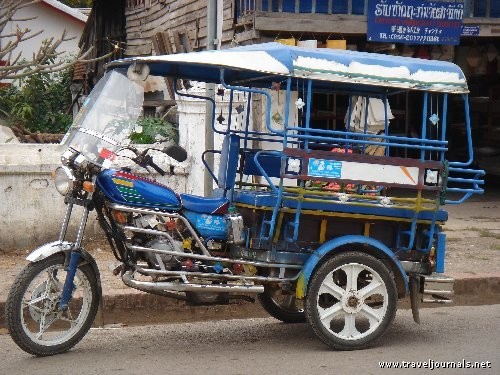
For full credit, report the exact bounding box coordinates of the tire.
[258,285,306,323]
[5,253,99,356]
[305,252,397,350]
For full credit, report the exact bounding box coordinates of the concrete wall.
[0,144,67,251]
[0,144,189,251]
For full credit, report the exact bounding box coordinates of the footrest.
[421,273,454,303]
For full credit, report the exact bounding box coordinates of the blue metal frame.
[436,232,446,273]
[201,149,221,184]
[444,94,485,204]
[224,73,482,261]
[383,93,390,156]
[174,81,220,135]
[285,126,448,151]
[243,91,252,150]
[440,94,448,162]
[304,79,313,150]
[450,95,475,167]
[421,92,428,161]
[220,70,284,135]
[102,43,486,304]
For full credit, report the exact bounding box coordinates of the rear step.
[421,273,454,304]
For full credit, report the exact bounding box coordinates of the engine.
[130,214,189,271]
[115,209,246,272]
[141,237,183,270]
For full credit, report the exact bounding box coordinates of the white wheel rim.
[20,264,93,346]
[316,262,389,341]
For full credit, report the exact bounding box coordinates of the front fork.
[58,188,93,310]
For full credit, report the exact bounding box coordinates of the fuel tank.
[96,169,181,210]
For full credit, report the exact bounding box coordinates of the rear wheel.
[5,254,99,356]
[258,285,306,323]
[305,252,397,350]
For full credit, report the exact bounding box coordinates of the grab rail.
[444,166,485,204]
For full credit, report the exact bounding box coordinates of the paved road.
[1,305,498,375]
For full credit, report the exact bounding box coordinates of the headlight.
[53,166,75,196]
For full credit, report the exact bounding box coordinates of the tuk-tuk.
[6,43,484,355]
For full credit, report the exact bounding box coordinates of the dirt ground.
[443,192,500,275]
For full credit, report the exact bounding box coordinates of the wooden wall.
[79,0,126,87]
[125,0,236,56]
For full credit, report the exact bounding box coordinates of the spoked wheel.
[5,254,99,356]
[305,252,397,350]
[258,285,306,323]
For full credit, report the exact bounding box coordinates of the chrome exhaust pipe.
[122,273,264,294]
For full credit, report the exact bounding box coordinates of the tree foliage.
[0,1,121,136]
[0,63,74,133]
[129,117,179,145]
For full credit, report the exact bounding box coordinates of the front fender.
[27,241,73,262]
[296,235,408,299]
[26,241,102,300]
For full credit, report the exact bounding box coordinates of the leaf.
[130,117,179,144]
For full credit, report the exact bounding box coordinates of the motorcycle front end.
[4,70,142,356]
[5,152,102,356]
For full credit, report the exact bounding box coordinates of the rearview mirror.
[127,62,150,81]
[162,145,187,162]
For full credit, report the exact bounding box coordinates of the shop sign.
[367,0,465,45]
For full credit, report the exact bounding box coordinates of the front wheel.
[305,252,397,350]
[5,253,99,356]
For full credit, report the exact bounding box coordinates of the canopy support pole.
[204,0,219,196]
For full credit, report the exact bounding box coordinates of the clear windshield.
[61,69,144,166]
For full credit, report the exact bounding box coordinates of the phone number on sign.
[384,34,441,42]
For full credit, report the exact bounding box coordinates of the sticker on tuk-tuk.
[196,214,226,232]
[308,158,342,179]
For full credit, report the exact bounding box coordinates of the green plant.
[129,117,179,144]
[0,63,73,133]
